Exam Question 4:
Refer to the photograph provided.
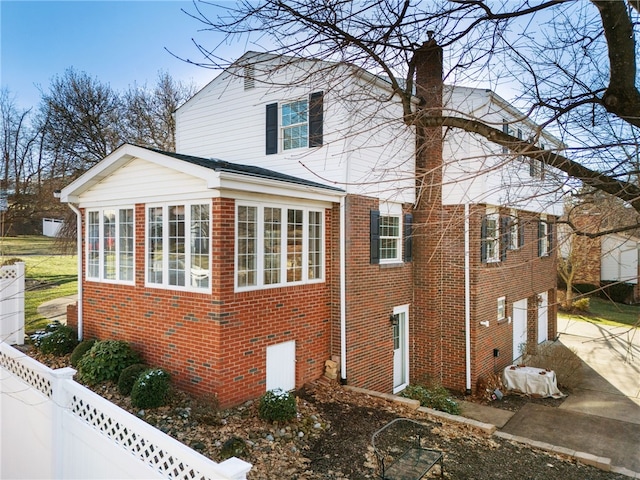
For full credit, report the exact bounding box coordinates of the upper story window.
[370,210,413,264]
[236,202,324,291]
[538,215,553,257]
[146,202,210,291]
[507,209,524,251]
[266,92,323,154]
[530,143,545,179]
[481,212,500,263]
[86,207,134,283]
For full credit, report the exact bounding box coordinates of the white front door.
[392,306,409,393]
[512,298,528,361]
[266,340,296,392]
[537,292,548,344]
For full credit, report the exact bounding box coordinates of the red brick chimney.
[411,37,447,388]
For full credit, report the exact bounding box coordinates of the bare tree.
[39,68,124,178]
[122,72,197,152]
[182,0,640,232]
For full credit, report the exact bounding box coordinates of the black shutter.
[547,221,554,253]
[500,216,509,261]
[481,215,488,263]
[370,210,380,264]
[265,103,278,155]
[403,213,413,262]
[309,91,323,147]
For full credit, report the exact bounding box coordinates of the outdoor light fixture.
[390,314,399,326]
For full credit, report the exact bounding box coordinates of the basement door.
[266,341,296,392]
[537,292,549,344]
[512,299,528,362]
[392,305,409,394]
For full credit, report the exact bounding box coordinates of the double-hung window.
[265,92,323,154]
[538,215,553,257]
[86,207,134,283]
[146,202,210,290]
[481,212,500,263]
[379,216,401,262]
[236,202,324,290]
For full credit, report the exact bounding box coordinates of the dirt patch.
[24,350,627,479]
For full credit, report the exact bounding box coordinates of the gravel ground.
[26,350,628,479]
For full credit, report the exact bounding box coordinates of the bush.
[571,297,590,312]
[521,342,583,389]
[70,339,97,367]
[130,368,171,409]
[600,281,635,304]
[30,322,78,356]
[77,340,141,385]
[258,389,297,422]
[573,283,598,295]
[117,363,148,396]
[400,383,461,415]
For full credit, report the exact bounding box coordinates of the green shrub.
[77,340,141,385]
[131,368,171,409]
[573,283,598,295]
[117,363,148,396]
[70,339,97,367]
[600,281,635,304]
[571,297,590,312]
[258,389,297,422]
[30,322,78,356]
[400,383,461,415]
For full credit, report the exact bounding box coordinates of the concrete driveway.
[501,317,640,474]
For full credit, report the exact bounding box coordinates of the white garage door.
[266,341,296,392]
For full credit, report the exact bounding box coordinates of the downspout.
[68,203,83,341]
[464,203,472,394]
[339,195,347,383]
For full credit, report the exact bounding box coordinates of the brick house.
[60,42,561,407]
[559,214,640,303]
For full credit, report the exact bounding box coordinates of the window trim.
[538,215,553,257]
[481,212,500,263]
[265,91,323,155]
[497,296,507,322]
[379,214,402,264]
[85,207,135,285]
[235,201,325,292]
[144,201,212,292]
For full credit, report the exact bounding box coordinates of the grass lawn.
[1,236,78,333]
[559,296,640,328]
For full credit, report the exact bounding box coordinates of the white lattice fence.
[0,262,25,345]
[0,342,252,480]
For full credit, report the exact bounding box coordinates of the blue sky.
[1,1,246,110]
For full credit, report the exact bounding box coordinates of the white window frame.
[508,209,519,250]
[497,296,506,322]
[483,211,500,263]
[281,98,309,151]
[145,201,211,292]
[235,201,325,291]
[379,214,402,263]
[539,214,550,257]
[85,207,135,285]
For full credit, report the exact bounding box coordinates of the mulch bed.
[20,348,627,479]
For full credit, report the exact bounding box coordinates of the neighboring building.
[60,42,561,407]
[560,214,640,303]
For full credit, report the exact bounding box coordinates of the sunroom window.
[236,202,324,290]
[86,207,134,283]
[146,203,210,290]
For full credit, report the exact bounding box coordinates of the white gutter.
[339,196,347,382]
[68,203,83,341]
[464,203,471,393]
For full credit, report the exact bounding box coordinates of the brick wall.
[78,198,334,408]
[410,204,558,393]
[336,195,413,392]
